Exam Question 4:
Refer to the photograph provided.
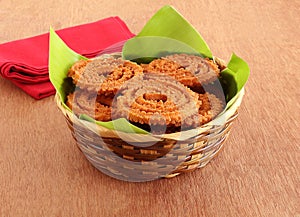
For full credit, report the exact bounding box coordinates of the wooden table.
[0,1,299,216]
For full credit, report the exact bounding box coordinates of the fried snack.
[112,73,202,132]
[66,91,112,122]
[99,61,143,96]
[67,59,92,84]
[142,59,197,87]
[142,54,220,91]
[197,93,225,124]
[67,57,123,87]
[164,54,220,84]
[67,56,143,96]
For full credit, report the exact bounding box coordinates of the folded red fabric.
[0,17,134,99]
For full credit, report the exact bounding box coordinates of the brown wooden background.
[0,0,299,216]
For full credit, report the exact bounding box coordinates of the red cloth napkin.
[0,17,134,99]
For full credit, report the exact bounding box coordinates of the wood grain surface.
[0,0,299,216]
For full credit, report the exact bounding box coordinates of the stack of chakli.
[66,53,225,134]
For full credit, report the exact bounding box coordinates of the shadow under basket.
[56,87,244,182]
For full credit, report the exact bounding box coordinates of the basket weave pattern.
[57,93,240,180]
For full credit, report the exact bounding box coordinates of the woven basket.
[55,56,245,182]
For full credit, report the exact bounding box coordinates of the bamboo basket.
[55,56,245,182]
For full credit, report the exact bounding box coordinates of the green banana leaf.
[221,53,250,108]
[122,36,200,63]
[137,5,212,58]
[49,27,88,110]
[79,115,148,134]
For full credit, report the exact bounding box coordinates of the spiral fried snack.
[67,56,143,96]
[100,61,144,96]
[142,54,220,91]
[67,59,92,84]
[67,57,123,87]
[164,54,220,84]
[66,91,112,122]
[112,73,203,132]
[197,93,225,124]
